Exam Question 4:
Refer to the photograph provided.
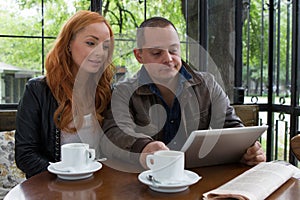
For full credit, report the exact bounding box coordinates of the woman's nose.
[94,44,104,57]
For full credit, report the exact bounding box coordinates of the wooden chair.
[232,105,259,127]
[291,135,300,161]
[0,110,17,131]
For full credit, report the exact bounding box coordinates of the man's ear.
[133,48,143,64]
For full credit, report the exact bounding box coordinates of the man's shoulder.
[189,69,215,84]
[192,70,212,77]
[112,73,142,96]
[114,73,139,88]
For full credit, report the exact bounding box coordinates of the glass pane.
[103,0,143,35]
[103,0,186,76]
[0,0,90,105]
[146,0,186,36]
[0,37,44,103]
[113,35,137,78]
[0,0,42,35]
[0,38,43,71]
[103,0,146,76]
[273,112,290,161]
[258,111,268,151]
[44,0,90,37]
[0,38,43,103]
[242,1,292,106]
[208,1,236,99]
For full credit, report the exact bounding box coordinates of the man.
[102,17,265,169]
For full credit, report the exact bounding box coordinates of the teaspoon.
[147,175,161,187]
[96,157,107,162]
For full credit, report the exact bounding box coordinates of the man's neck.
[154,76,179,108]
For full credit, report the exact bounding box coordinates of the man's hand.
[241,141,266,165]
[139,141,169,169]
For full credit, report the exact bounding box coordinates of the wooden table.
[4,162,300,200]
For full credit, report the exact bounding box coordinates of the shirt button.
[170,120,174,123]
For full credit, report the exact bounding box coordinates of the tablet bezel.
[181,125,268,168]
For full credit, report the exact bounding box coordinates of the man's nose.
[162,50,172,63]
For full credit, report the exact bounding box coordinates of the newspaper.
[203,161,300,200]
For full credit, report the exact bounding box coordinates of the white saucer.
[48,161,102,180]
[138,170,201,193]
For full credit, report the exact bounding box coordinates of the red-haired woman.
[15,10,115,178]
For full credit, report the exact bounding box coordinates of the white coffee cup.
[61,143,95,171]
[146,150,185,181]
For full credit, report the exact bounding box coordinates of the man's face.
[134,25,182,84]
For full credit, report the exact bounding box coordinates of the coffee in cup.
[146,150,185,181]
[61,143,95,171]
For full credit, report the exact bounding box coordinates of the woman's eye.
[86,41,95,46]
[169,48,178,54]
[102,41,111,50]
[103,44,109,50]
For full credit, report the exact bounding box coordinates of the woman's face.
[69,22,111,73]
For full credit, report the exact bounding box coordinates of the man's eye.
[151,51,161,55]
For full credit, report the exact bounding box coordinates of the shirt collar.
[138,65,192,86]
[138,65,192,96]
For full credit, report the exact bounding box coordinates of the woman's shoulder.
[23,76,57,106]
[26,76,47,87]
[25,76,53,96]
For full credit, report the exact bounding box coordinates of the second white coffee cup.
[61,143,95,171]
[146,150,185,181]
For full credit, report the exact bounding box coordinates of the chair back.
[0,110,17,131]
[291,135,300,161]
[232,105,259,127]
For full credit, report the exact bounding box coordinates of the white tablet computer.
[180,125,268,168]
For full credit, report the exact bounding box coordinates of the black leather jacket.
[15,76,60,178]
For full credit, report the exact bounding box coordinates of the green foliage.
[0,0,90,70]
[0,2,42,69]
[242,1,292,95]
[0,0,293,87]
[1,0,185,76]
[102,0,185,75]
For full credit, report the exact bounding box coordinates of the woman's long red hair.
[45,10,114,132]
